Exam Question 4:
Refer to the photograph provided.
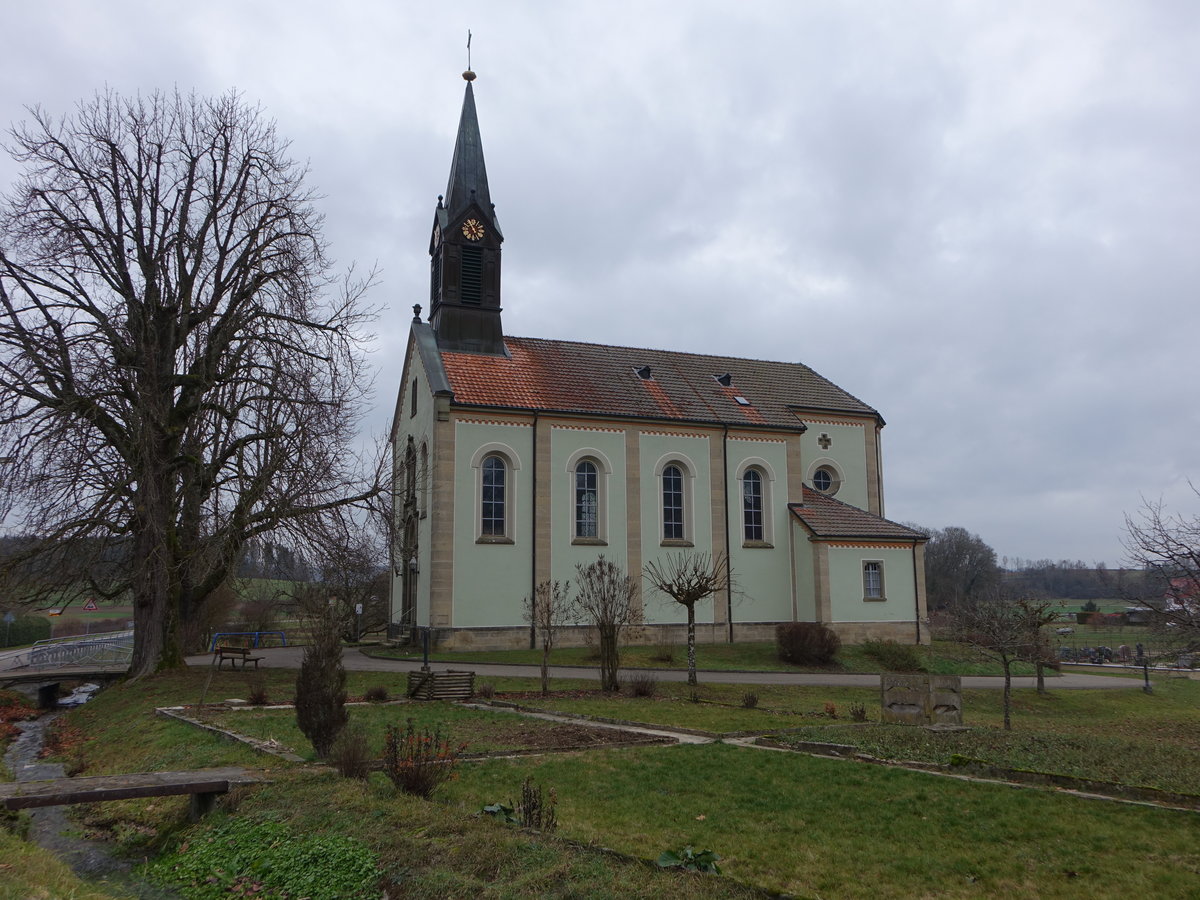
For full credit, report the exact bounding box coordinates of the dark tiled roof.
[789,489,927,541]
[440,336,878,429]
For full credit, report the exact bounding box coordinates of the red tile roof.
[440,335,878,429]
[789,489,926,541]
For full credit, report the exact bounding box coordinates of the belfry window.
[461,245,483,305]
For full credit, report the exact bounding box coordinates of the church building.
[390,72,929,650]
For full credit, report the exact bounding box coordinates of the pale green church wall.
[801,422,869,511]
[639,431,712,626]
[392,349,440,627]
[727,439,793,623]
[827,545,918,623]
[549,426,628,586]
[791,529,817,621]
[451,419,534,628]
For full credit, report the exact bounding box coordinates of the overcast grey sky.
[2,1,1197,566]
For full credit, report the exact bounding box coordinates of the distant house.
[389,73,929,650]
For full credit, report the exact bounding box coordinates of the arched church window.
[742,468,764,542]
[481,455,506,536]
[575,460,599,539]
[662,464,685,541]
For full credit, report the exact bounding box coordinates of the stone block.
[880,674,929,725]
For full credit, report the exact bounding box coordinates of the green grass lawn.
[9,665,1200,898]
[370,638,1038,677]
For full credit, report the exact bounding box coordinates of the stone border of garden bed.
[157,703,677,765]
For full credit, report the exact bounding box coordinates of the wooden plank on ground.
[0,767,258,811]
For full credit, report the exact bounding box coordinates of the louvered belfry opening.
[460,246,483,305]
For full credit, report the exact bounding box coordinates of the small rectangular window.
[863,561,884,600]
[410,379,418,418]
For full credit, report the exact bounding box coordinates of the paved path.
[185,646,1138,690]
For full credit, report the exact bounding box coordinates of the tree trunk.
[599,624,619,692]
[1035,659,1046,694]
[686,603,697,686]
[540,640,550,696]
[1002,656,1012,731]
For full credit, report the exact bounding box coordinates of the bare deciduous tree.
[955,592,1032,734]
[919,525,1001,611]
[0,90,379,677]
[523,579,573,696]
[574,556,640,692]
[1122,486,1200,648]
[643,552,729,686]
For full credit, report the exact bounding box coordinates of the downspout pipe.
[723,425,733,642]
[530,411,539,650]
[912,540,921,645]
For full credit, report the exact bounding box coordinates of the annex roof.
[439,335,879,430]
[789,489,927,542]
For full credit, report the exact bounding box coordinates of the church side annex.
[389,71,929,650]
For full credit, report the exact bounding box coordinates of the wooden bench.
[0,767,260,821]
[214,646,265,669]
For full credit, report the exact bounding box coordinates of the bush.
[294,604,348,759]
[519,776,558,832]
[329,722,372,779]
[849,701,868,722]
[363,685,389,703]
[861,639,924,672]
[1,615,50,648]
[648,644,675,664]
[824,702,838,719]
[245,673,270,706]
[656,846,722,875]
[382,718,466,799]
[776,623,841,666]
[626,673,657,697]
[476,682,496,700]
[741,691,759,709]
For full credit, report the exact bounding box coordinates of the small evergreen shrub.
[382,718,467,799]
[329,722,372,779]
[861,639,924,672]
[295,605,348,759]
[776,622,841,666]
[626,673,657,697]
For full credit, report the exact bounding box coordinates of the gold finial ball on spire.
[462,70,476,82]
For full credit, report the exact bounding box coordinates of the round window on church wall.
[812,467,839,495]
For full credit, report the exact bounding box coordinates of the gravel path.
[185,645,1140,690]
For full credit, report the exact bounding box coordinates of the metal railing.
[29,630,134,668]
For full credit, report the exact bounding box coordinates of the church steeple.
[429,70,505,355]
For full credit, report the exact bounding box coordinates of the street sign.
[2,612,14,624]
[355,603,363,615]
[83,597,98,611]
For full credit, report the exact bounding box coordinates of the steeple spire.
[443,77,492,223]
[428,68,506,356]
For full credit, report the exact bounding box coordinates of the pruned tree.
[953,589,1051,729]
[1015,596,1060,695]
[1122,486,1200,649]
[574,556,641,692]
[919,525,1001,611]
[523,579,574,696]
[0,89,379,677]
[643,551,729,686]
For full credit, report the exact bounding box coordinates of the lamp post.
[409,555,429,671]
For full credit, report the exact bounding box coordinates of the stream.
[4,685,181,899]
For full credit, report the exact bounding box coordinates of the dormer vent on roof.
[715,373,733,387]
[635,365,653,380]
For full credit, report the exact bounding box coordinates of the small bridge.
[0,767,261,821]
[0,630,132,687]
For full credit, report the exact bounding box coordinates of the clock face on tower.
[462,218,485,241]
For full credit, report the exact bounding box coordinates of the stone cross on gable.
[818,433,832,450]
